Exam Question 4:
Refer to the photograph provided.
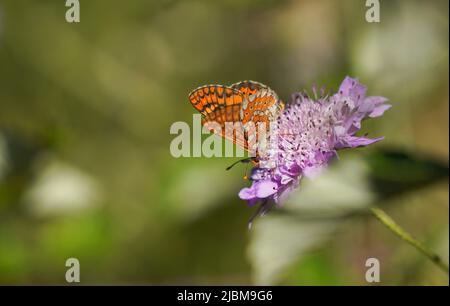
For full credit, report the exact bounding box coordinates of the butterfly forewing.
[189,85,248,149]
[188,81,285,153]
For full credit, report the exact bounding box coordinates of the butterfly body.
[188,81,284,152]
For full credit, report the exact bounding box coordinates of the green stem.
[370,206,449,274]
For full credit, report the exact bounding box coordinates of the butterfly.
[188,80,284,154]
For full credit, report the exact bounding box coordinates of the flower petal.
[369,104,391,118]
[238,187,256,200]
[361,96,388,109]
[255,180,278,198]
[342,135,384,148]
[338,76,367,102]
[338,76,357,95]
[278,163,302,177]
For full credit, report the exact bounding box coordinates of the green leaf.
[366,148,448,199]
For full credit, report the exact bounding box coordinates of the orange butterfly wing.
[231,81,284,151]
[188,81,284,153]
[188,85,248,149]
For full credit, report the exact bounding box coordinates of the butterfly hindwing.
[230,81,285,151]
[231,80,284,123]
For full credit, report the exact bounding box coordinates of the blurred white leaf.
[351,0,448,98]
[247,157,376,285]
[23,159,102,217]
[285,158,375,213]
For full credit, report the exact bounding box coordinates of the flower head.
[238,77,390,224]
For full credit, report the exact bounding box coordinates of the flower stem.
[370,206,449,274]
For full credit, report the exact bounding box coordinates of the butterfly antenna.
[225,157,252,171]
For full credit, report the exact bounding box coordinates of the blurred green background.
[0,0,448,285]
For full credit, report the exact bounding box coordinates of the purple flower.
[239,77,390,224]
